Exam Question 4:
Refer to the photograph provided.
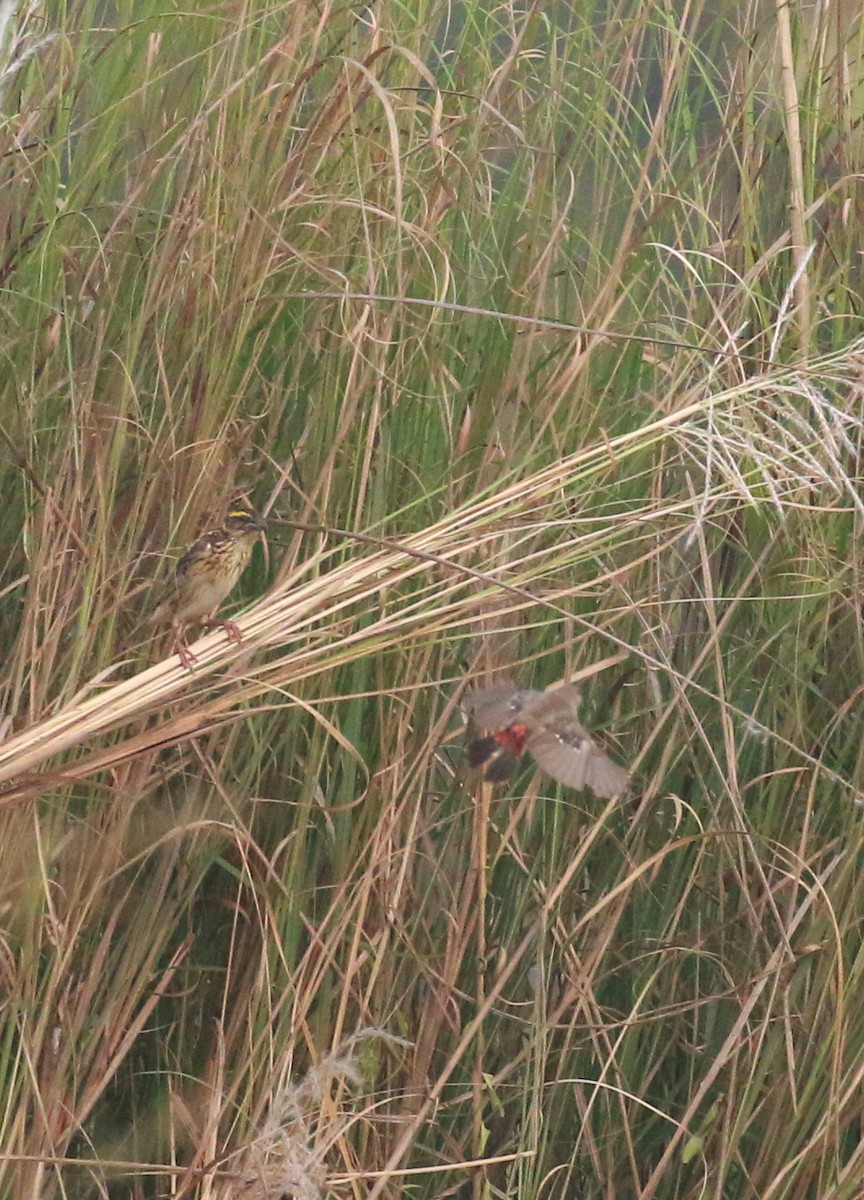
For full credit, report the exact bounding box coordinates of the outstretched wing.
[526,727,628,797]
[522,686,629,798]
[463,680,535,733]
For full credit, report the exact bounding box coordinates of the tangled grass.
[2,1,864,1198]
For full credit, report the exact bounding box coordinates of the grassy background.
[1,0,864,1196]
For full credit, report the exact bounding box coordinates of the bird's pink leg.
[172,628,197,670]
[202,617,244,645]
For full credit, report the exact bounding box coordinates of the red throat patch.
[493,724,528,756]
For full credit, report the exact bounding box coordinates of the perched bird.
[149,497,266,669]
[464,679,629,798]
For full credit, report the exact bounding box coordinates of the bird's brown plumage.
[150,498,266,667]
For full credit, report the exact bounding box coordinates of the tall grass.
[1,0,864,1197]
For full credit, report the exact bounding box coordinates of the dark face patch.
[481,749,520,783]
[468,735,500,769]
[468,736,520,782]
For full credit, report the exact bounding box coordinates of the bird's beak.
[254,512,268,531]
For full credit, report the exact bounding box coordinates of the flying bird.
[464,680,629,798]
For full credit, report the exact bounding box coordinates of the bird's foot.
[204,618,243,645]
[174,639,198,671]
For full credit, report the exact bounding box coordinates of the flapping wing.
[463,680,533,733]
[526,727,628,797]
[585,754,630,799]
[518,684,582,724]
[524,727,591,789]
[523,686,629,798]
